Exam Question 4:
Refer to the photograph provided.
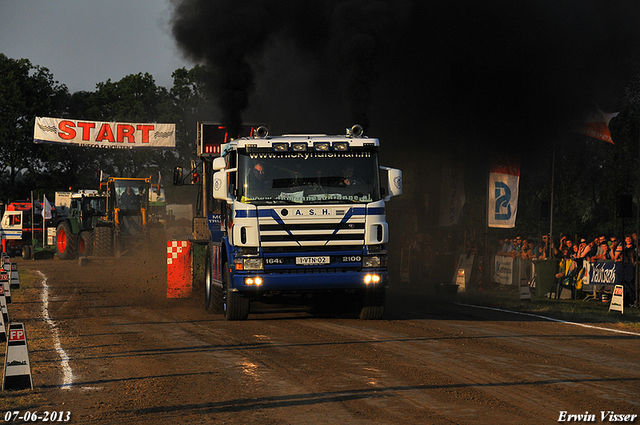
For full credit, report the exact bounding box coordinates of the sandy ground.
[0,256,638,424]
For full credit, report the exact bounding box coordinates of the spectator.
[595,235,606,257]
[539,235,552,259]
[555,255,579,299]
[623,235,636,264]
[593,243,611,261]
[520,238,532,259]
[514,236,523,256]
[500,238,511,254]
[584,239,598,262]
[572,243,580,259]
[612,239,623,262]
[577,238,589,258]
[529,240,541,259]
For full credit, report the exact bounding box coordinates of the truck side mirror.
[380,166,402,201]
[173,166,183,186]
[213,157,226,171]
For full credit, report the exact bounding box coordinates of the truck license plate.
[296,256,330,265]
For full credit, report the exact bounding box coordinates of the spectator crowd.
[499,233,638,264]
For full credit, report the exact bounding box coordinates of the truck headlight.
[242,258,264,270]
[363,255,386,268]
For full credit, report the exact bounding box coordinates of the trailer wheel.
[357,287,386,320]
[56,222,77,260]
[93,226,113,257]
[205,254,223,313]
[222,263,250,321]
[78,231,93,257]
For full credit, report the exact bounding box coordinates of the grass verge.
[454,288,640,332]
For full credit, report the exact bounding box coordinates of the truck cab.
[0,201,53,257]
[178,124,402,320]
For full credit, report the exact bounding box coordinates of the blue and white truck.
[174,123,402,320]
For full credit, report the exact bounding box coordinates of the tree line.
[4,52,640,242]
[0,53,216,204]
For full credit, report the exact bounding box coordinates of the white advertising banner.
[494,255,514,285]
[34,117,175,149]
[487,158,520,228]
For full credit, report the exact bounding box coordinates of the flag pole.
[42,194,46,247]
[549,140,556,259]
[31,191,35,260]
[636,119,640,307]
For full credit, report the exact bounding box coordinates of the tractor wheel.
[222,263,250,321]
[78,231,93,257]
[93,226,113,257]
[56,222,77,260]
[22,245,32,260]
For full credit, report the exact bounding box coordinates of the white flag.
[43,196,52,220]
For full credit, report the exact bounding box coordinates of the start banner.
[34,117,175,149]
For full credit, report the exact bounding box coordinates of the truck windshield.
[237,150,381,205]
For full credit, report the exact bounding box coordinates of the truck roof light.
[291,143,307,152]
[333,142,349,151]
[314,142,330,151]
[273,142,289,152]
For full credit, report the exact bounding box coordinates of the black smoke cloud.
[171,0,640,155]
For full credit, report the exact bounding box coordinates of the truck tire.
[205,255,223,313]
[56,222,77,260]
[222,263,250,321]
[357,287,386,320]
[93,226,113,257]
[78,231,93,257]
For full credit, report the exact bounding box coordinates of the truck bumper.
[230,270,388,293]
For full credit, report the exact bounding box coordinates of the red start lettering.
[96,123,115,143]
[77,121,95,140]
[58,120,76,140]
[57,121,156,144]
[137,125,154,143]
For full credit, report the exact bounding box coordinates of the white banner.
[494,255,514,285]
[487,158,520,228]
[33,117,175,149]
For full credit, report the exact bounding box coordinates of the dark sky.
[171,0,640,158]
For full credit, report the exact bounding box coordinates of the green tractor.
[55,190,107,259]
[56,177,165,259]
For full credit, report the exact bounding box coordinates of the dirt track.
[1,257,639,424]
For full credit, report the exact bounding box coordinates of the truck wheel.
[78,231,93,257]
[205,255,223,313]
[93,226,113,257]
[357,287,386,320]
[222,263,250,321]
[56,222,77,260]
